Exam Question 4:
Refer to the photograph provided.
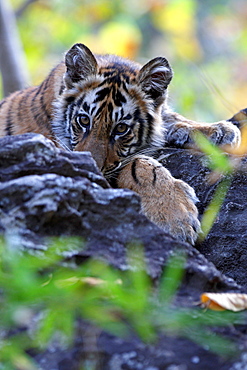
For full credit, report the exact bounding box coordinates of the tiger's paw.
[161,178,201,245]
[144,173,201,245]
[166,120,241,148]
[200,121,241,146]
[117,156,201,245]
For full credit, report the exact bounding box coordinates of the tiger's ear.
[64,43,98,88]
[138,57,173,105]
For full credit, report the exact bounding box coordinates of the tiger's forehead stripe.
[99,65,136,84]
[82,101,90,113]
[94,87,111,102]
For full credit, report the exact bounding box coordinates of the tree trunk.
[0,0,29,97]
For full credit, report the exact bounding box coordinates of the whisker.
[53,136,72,152]
[104,146,163,179]
[120,146,161,167]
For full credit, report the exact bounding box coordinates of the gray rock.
[0,133,246,370]
[0,134,237,289]
[157,148,247,289]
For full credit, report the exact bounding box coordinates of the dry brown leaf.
[200,292,247,312]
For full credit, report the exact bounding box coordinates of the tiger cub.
[0,43,241,244]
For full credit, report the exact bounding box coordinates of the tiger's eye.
[115,123,129,135]
[76,114,90,127]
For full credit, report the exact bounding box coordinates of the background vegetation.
[1,0,247,121]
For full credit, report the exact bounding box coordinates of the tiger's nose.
[75,138,106,171]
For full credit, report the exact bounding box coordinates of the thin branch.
[0,0,29,96]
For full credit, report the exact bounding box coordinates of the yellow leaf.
[200,292,247,312]
[153,0,196,36]
[152,0,202,60]
[99,21,142,58]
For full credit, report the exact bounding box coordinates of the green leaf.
[199,176,231,240]
[185,328,237,358]
[159,252,186,305]
[193,131,233,173]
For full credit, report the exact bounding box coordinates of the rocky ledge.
[1,133,247,369]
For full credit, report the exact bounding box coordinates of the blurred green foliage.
[4,0,247,121]
[0,237,244,369]
[193,132,234,240]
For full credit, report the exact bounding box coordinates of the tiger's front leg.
[164,111,241,148]
[117,156,200,245]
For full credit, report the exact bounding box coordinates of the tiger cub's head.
[53,43,173,177]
